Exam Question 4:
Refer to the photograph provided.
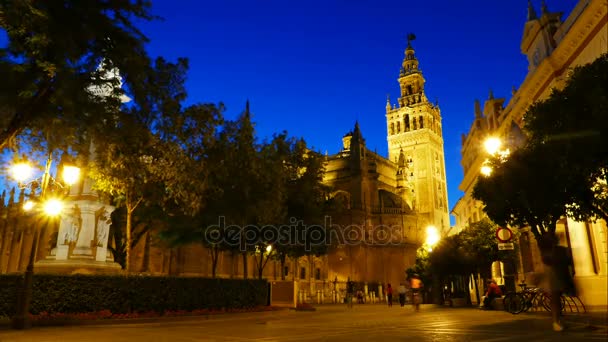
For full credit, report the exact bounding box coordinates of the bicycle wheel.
[540,293,566,313]
[503,293,525,314]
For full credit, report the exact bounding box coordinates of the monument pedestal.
[35,258,122,275]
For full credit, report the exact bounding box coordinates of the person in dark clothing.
[386,283,393,307]
[539,234,576,332]
[346,278,355,308]
[398,283,407,307]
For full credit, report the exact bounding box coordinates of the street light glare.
[43,199,63,216]
[480,165,493,176]
[484,137,502,155]
[62,165,81,185]
[23,201,35,211]
[266,245,273,253]
[11,163,33,182]
[425,225,440,247]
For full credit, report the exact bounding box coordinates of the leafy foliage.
[0,274,267,316]
[473,54,608,241]
[523,53,608,222]
[0,0,156,152]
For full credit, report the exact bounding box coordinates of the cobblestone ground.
[0,305,606,342]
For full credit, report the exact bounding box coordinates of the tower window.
[419,116,424,128]
[390,123,395,135]
[397,121,401,133]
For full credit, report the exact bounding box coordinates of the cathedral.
[0,38,450,301]
[321,37,450,288]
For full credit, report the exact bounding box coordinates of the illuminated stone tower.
[386,35,449,232]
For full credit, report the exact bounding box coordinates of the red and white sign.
[496,227,513,243]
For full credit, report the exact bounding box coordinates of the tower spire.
[527,0,538,21]
[474,99,482,118]
[541,0,548,15]
[488,88,494,100]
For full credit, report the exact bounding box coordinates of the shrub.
[0,274,267,316]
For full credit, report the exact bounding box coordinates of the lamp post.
[9,155,79,329]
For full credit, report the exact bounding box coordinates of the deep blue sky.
[137,0,578,224]
[1,0,580,225]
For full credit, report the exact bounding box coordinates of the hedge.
[0,274,268,316]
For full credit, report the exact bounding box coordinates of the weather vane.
[407,33,416,47]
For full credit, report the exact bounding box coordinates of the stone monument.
[36,61,127,274]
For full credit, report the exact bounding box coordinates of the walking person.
[346,278,355,309]
[398,283,407,307]
[409,274,424,312]
[386,283,393,307]
[539,234,576,332]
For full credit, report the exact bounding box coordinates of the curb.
[0,307,287,329]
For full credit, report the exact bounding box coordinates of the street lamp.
[481,137,511,177]
[9,156,79,329]
[425,225,440,251]
[484,137,502,155]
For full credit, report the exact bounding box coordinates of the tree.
[90,58,223,271]
[458,219,518,302]
[473,55,608,241]
[473,144,573,241]
[523,54,608,222]
[0,0,157,151]
[269,136,329,280]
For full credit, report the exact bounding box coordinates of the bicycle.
[503,283,564,314]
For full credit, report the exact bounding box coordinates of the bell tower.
[386,34,449,231]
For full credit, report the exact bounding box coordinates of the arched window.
[405,115,410,131]
[419,116,424,128]
[413,117,417,130]
[390,123,395,135]
[397,121,401,133]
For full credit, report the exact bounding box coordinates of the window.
[315,268,321,280]
[300,267,306,279]
[284,266,289,277]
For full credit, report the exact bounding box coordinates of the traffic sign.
[496,227,513,243]
[498,242,514,250]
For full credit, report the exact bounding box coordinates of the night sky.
[1,0,581,225]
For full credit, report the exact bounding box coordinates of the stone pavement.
[0,304,606,342]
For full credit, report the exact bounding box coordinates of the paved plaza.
[0,305,606,342]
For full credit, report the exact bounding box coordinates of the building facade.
[451,0,608,308]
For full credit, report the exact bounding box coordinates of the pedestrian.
[386,283,393,307]
[539,234,576,332]
[398,283,407,307]
[346,278,355,308]
[409,274,424,312]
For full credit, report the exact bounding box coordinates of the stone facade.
[451,0,608,308]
